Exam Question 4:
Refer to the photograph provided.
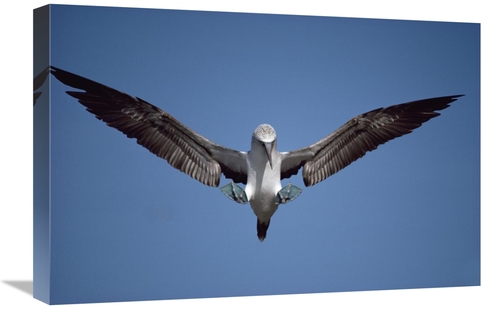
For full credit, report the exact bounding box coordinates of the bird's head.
[252,124,276,143]
[252,124,277,169]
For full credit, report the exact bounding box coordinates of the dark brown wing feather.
[33,66,49,105]
[281,95,463,186]
[50,66,247,187]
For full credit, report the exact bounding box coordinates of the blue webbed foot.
[275,183,303,204]
[220,181,249,204]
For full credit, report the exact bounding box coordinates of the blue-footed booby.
[50,66,463,241]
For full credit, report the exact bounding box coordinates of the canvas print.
[33,4,480,305]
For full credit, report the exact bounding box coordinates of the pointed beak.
[264,142,273,170]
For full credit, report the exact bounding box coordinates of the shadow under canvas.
[3,281,33,296]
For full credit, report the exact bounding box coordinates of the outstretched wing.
[33,66,49,105]
[50,66,248,186]
[280,95,463,187]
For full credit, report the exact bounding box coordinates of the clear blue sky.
[45,4,479,304]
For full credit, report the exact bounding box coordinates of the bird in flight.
[50,66,462,241]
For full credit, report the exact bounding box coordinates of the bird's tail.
[257,219,270,242]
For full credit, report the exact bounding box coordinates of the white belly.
[245,150,282,221]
